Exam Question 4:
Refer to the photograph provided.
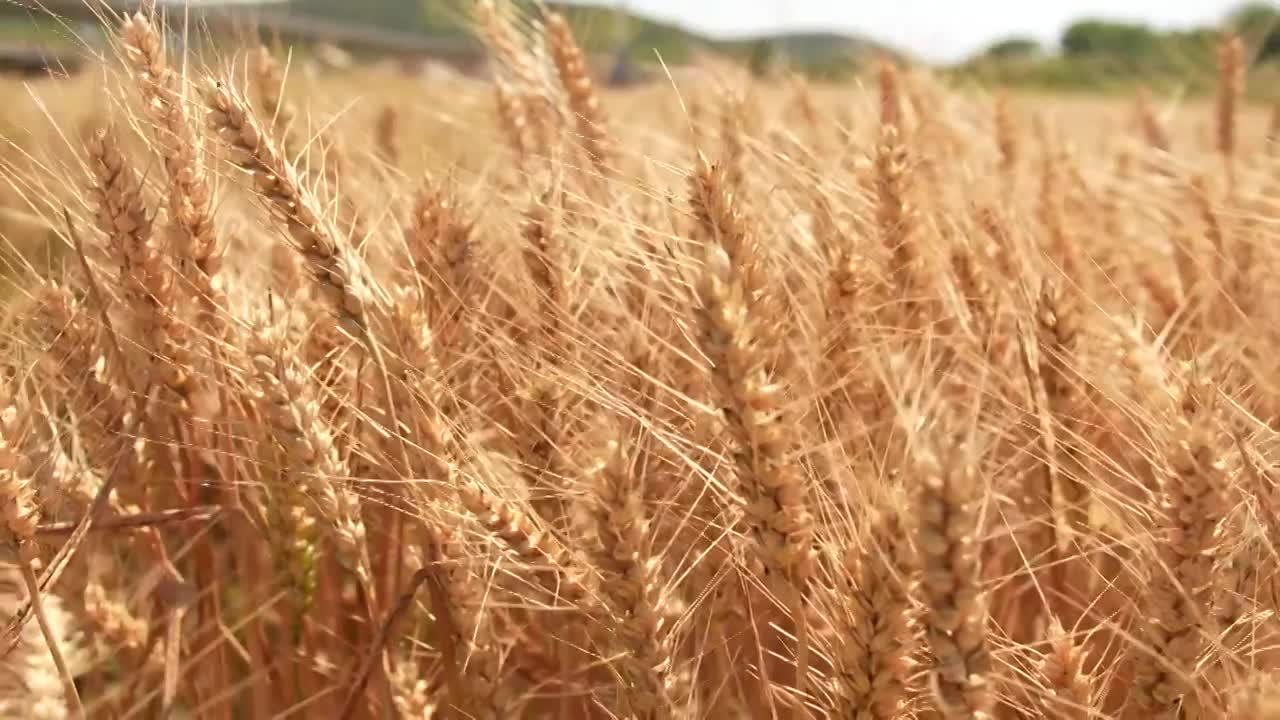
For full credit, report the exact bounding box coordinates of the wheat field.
[0,2,1278,719]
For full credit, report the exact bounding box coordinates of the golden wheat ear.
[204,79,374,335]
[906,411,994,720]
[120,9,222,310]
[546,12,612,176]
[0,387,85,718]
[829,499,917,719]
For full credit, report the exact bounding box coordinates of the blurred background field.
[0,0,1278,277]
[5,1,1280,89]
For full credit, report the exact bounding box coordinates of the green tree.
[1060,20,1160,61]
[1230,2,1280,60]
[748,38,776,78]
[419,0,468,34]
[982,36,1042,60]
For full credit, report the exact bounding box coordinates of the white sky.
[564,0,1245,62]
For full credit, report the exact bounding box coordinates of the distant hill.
[0,0,895,79]
[713,31,894,77]
[285,0,892,78]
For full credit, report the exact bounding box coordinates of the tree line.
[958,2,1280,93]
